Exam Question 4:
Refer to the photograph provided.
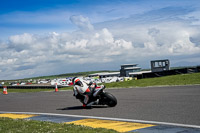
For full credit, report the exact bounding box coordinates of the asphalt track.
[1,85,200,127]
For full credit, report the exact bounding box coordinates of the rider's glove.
[101,84,105,89]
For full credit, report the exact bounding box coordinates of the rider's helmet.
[72,77,83,87]
[72,77,88,94]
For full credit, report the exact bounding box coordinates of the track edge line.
[0,111,200,129]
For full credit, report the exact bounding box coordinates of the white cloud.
[1,6,200,80]
[70,15,94,31]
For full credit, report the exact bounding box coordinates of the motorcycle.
[77,84,117,107]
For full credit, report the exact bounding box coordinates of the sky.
[0,0,200,80]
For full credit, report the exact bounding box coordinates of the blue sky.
[1,0,197,40]
[0,0,200,79]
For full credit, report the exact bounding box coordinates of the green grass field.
[2,73,200,93]
[105,72,200,88]
[0,117,119,133]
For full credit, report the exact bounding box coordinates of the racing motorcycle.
[77,84,117,107]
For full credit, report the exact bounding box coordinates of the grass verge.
[5,86,73,93]
[105,72,200,88]
[0,117,119,133]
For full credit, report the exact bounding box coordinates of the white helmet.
[73,77,88,94]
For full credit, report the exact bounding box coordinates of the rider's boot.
[86,99,99,107]
[82,104,86,108]
[86,101,95,106]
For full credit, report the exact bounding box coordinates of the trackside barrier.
[136,66,200,79]
[3,86,8,95]
[55,83,58,92]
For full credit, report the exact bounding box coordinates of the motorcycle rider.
[72,77,104,107]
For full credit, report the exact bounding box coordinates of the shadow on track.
[57,105,108,110]
[57,106,85,110]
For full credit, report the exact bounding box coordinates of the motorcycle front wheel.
[102,92,117,107]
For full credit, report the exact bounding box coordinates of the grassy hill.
[21,70,116,80]
[105,72,200,88]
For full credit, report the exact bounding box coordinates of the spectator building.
[151,59,170,72]
[120,64,141,77]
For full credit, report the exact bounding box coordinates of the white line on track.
[1,111,200,129]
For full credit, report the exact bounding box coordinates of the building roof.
[124,67,141,70]
[89,72,120,76]
[151,59,169,62]
[129,71,151,75]
[121,64,138,67]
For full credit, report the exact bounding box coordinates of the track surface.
[1,85,200,126]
